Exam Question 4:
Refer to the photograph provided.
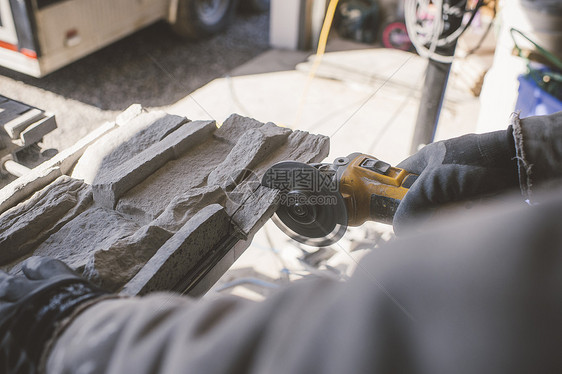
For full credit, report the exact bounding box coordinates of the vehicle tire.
[171,0,238,39]
[238,0,270,13]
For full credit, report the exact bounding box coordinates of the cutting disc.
[262,161,348,247]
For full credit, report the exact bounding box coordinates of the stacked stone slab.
[0,105,329,296]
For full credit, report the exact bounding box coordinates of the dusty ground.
[0,11,270,156]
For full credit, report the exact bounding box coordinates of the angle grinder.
[261,153,418,247]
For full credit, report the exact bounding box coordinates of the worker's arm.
[2,192,562,372]
[511,111,562,200]
[1,112,561,373]
[393,111,562,233]
[0,257,108,373]
[44,189,562,374]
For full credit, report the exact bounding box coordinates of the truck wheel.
[239,0,270,13]
[172,0,237,39]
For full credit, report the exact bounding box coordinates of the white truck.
[0,0,262,77]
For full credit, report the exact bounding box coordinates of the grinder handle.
[339,155,418,226]
[367,167,416,224]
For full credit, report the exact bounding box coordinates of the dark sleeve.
[45,189,562,374]
[512,111,562,201]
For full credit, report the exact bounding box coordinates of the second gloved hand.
[393,127,520,234]
[0,257,107,374]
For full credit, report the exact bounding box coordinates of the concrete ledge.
[50,120,118,175]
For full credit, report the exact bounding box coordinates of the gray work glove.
[393,127,519,234]
[0,257,107,374]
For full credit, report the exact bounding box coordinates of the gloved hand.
[393,127,520,234]
[0,256,107,374]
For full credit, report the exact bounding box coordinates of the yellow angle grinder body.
[261,153,418,246]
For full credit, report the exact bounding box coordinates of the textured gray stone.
[0,176,92,265]
[0,107,331,296]
[225,129,330,237]
[0,166,62,216]
[256,129,331,174]
[92,120,216,209]
[207,123,291,188]
[84,224,173,292]
[30,207,141,272]
[115,137,231,221]
[214,114,266,144]
[186,234,260,297]
[151,185,226,232]
[122,204,230,295]
[93,146,174,209]
[72,111,190,183]
[227,182,279,237]
[171,120,217,156]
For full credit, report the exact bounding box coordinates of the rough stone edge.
[228,131,330,236]
[22,181,93,254]
[0,121,117,215]
[121,204,229,296]
[187,234,255,297]
[229,187,279,238]
[84,224,174,292]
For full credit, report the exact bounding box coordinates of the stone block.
[171,120,216,156]
[214,113,266,144]
[0,176,92,265]
[29,207,141,272]
[72,111,189,183]
[93,146,174,209]
[92,120,216,209]
[150,185,226,232]
[186,235,256,297]
[0,107,331,296]
[265,129,331,170]
[226,182,279,237]
[0,167,62,216]
[207,123,291,188]
[115,133,229,221]
[84,224,173,292]
[122,204,230,295]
